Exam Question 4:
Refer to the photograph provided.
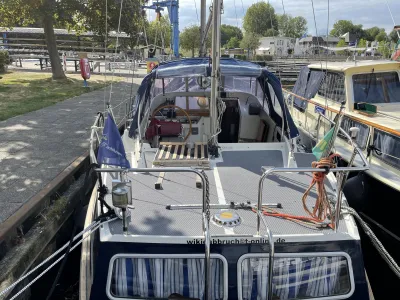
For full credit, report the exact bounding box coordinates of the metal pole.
[200,0,207,57]
[209,0,222,143]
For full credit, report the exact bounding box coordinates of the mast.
[199,0,207,56]
[209,0,222,145]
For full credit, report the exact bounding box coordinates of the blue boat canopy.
[155,58,262,78]
[129,58,299,139]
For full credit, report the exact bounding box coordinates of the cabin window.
[317,72,346,103]
[353,72,400,104]
[238,253,353,300]
[372,129,400,169]
[107,254,228,300]
[339,117,370,149]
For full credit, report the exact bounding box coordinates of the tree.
[180,25,211,57]
[364,26,386,41]
[221,25,243,46]
[240,32,261,57]
[145,16,172,51]
[330,20,364,39]
[225,37,240,49]
[376,31,387,42]
[82,0,142,50]
[0,0,85,79]
[243,2,278,36]
[336,39,347,55]
[389,30,399,43]
[277,14,307,38]
[357,38,367,54]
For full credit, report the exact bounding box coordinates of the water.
[29,218,81,300]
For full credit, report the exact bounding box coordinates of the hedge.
[0,51,10,73]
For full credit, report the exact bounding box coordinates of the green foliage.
[145,16,172,50]
[221,25,243,46]
[234,54,247,60]
[389,30,399,43]
[253,54,273,61]
[180,25,211,57]
[378,42,391,58]
[277,15,307,38]
[375,31,387,42]
[82,0,142,48]
[357,38,367,55]
[330,20,364,38]
[364,27,386,41]
[336,39,347,55]
[240,32,261,56]
[0,51,10,73]
[358,38,367,47]
[243,2,278,36]
[225,37,241,49]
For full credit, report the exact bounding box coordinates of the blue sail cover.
[129,58,299,139]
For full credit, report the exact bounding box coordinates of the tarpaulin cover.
[129,59,299,139]
[291,67,325,109]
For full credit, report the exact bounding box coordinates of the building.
[294,36,340,55]
[256,37,295,57]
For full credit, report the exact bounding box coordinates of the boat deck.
[101,143,357,243]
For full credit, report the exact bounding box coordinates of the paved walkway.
[0,80,141,224]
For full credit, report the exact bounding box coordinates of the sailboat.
[79,0,374,299]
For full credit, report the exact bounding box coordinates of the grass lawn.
[0,72,119,121]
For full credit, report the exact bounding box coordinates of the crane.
[142,0,179,58]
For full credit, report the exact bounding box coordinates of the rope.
[301,155,338,229]
[344,206,400,278]
[254,154,340,229]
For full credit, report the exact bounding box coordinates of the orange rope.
[302,154,338,229]
[255,154,339,229]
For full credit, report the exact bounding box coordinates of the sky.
[151,0,400,35]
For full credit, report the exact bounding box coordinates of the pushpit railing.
[257,152,369,300]
[95,167,212,300]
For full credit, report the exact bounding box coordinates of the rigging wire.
[385,0,400,39]
[7,218,118,300]
[280,0,286,15]
[233,0,240,31]
[323,0,330,127]
[310,0,323,70]
[193,0,200,25]
[107,0,125,106]
[103,0,108,113]
[0,221,101,298]
[240,0,245,17]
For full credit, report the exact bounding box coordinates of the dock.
[0,80,141,298]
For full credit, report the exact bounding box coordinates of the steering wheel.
[151,104,192,142]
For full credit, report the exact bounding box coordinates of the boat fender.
[343,172,370,212]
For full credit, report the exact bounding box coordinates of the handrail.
[255,209,275,300]
[258,163,369,235]
[282,88,400,138]
[94,167,212,300]
[203,212,211,300]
